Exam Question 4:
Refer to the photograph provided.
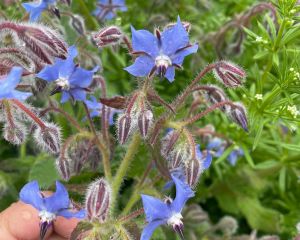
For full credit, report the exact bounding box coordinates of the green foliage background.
[0,0,300,239]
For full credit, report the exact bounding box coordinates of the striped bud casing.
[55,157,71,181]
[161,130,181,158]
[93,26,123,48]
[138,110,153,138]
[229,102,248,132]
[85,178,111,222]
[213,61,246,88]
[117,114,132,144]
[3,121,27,145]
[185,158,202,188]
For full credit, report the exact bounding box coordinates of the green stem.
[111,134,141,213]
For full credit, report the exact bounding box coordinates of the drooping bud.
[69,14,85,35]
[93,26,123,48]
[203,85,228,111]
[182,204,208,225]
[213,61,246,88]
[216,216,238,236]
[117,114,132,144]
[138,110,153,138]
[3,121,27,145]
[34,122,61,154]
[50,6,61,19]
[228,102,248,132]
[55,157,71,181]
[85,178,111,222]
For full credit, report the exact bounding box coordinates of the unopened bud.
[204,85,228,111]
[213,61,246,88]
[228,102,248,132]
[138,110,153,138]
[168,149,184,169]
[117,114,132,144]
[93,26,123,48]
[69,14,85,35]
[56,157,71,181]
[3,122,27,145]
[34,122,61,154]
[85,178,111,222]
[217,216,238,235]
[183,204,208,224]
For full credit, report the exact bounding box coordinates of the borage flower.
[85,96,122,125]
[20,181,85,240]
[0,67,32,101]
[141,175,194,240]
[37,46,99,103]
[22,0,57,22]
[93,0,127,20]
[125,16,198,82]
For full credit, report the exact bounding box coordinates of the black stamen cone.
[40,221,52,240]
[50,86,63,96]
[173,224,185,240]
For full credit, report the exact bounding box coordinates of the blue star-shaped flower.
[85,96,122,125]
[0,67,32,101]
[125,16,198,82]
[93,0,127,20]
[22,0,56,22]
[207,137,244,166]
[37,46,99,103]
[20,181,85,239]
[141,175,194,240]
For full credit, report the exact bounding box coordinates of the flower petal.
[36,59,63,82]
[0,67,22,92]
[10,90,32,101]
[161,16,189,56]
[44,181,70,213]
[124,56,154,77]
[164,66,175,82]
[172,43,198,65]
[58,209,86,219]
[69,88,87,101]
[202,151,212,169]
[58,46,78,79]
[19,181,44,211]
[22,2,47,22]
[60,91,70,103]
[70,66,98,88]
[141,194,171,222]
[140,220,165,240]
[171,175,194,213]
[131,26,159,58]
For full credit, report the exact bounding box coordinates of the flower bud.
[228,102,248,132]
[204,85,228,111]
[3,121,27,145]
[85,178,111,222]
[55,157,71,181]
[138,110,153,138]
[117,114,132,144]
[182,204,208,225]
[34,122,61,154]
[93,26,123,48]
[213,61,246,88]
[216,216,238,236]
[69,14,85,35]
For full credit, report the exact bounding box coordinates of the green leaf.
[29,155,59,188]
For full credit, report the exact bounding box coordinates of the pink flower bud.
[93,26,123,48]
[85,178,111,222]
[117,114,132,144]
[56,157,71,181]
[138,110,153,138]
[3,121,27,145]
[185,158,202,187]
[34,122,61,154]
[213,61,246,88]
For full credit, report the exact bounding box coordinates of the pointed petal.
[70,66,98,88]
[36,60,62,82]
[58,209,86,219]
[227,151,238,166]
[19,181,44,211]
[131,26,159,58]
[60,91,70,103]
[0,67,22,92]
[141,220,165,240]
[141,194,171,222]
[124,56,154,77]
[195,144,202,159]
[171,176,194,213]
[202,151,212,169]
[69,88,87,101]
[22,2,46,22]
[161,16,189,56]
[57,46,78,79]
[207,138,222,150]
[10,90,32,101]
[165,67,175,82]
[44,181,70,213]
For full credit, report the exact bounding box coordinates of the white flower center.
[55,77,70,90]
[167,212,183,226]
[155,55,172,68]
[39,210,56,223]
